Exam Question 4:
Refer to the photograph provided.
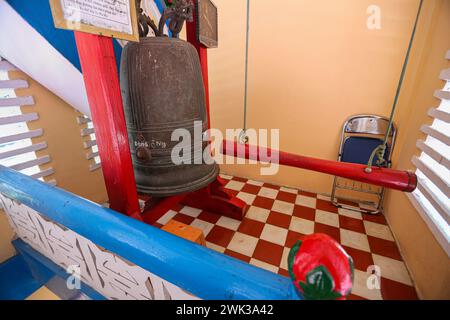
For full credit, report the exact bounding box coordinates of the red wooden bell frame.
[75,0,248,223]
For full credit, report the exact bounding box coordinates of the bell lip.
[136,164,219,197]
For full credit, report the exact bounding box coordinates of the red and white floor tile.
[153,174,419,300]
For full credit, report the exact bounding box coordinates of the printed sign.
[49,0,139,42]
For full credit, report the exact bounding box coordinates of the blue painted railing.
[0,165,297,300]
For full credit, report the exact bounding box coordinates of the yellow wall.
[210,0,423,193]
[383,0,450,300]
[0,211,15,263]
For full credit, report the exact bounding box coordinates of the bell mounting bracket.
[137,0,194,38]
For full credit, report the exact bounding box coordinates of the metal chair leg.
[331,177,385,215]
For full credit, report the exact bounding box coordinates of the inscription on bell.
[134,140,149,148]
[150,139,167,149]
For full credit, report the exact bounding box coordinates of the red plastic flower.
[288,233,354,300]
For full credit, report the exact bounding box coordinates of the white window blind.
[77,114,101,171]
[0,58,56,185]
[409,50,450,256]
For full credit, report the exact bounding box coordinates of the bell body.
[120,37,218,197]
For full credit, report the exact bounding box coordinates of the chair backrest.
[343,115,395,136]
[339,115,397,166]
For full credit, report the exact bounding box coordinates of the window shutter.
[77,114,101,171]
[0,58,56,185]
[410,50,450,254]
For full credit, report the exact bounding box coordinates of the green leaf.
[287,240,302,281]
[164,0,175,7]
[349,255,355,282]
[345,255,355,297]
[299,266,342,300]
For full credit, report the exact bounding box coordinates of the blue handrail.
[0,165,297,300]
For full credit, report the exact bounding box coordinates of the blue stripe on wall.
[154,0,173,37]
[154,0,166,16]
[6,0,123,72]
[112,39,123,72]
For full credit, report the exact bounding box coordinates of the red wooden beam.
[74,32,141,219]
[222,140,417,193]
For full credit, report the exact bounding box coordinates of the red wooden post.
[180,2,248,221]
[186,4,211,129]
[74,32,141,220]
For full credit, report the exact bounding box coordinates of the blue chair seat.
[341,136,389,167]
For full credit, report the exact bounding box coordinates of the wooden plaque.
[197,0,218,48]
[49,0,139,42]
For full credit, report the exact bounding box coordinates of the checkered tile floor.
[152,174,419,300]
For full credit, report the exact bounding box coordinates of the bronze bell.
[120,0,218,197]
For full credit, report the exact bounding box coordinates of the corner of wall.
[383,0,450,299]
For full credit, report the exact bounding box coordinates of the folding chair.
[330,115,397,214]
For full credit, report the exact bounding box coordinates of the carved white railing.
[0,165,299,300]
